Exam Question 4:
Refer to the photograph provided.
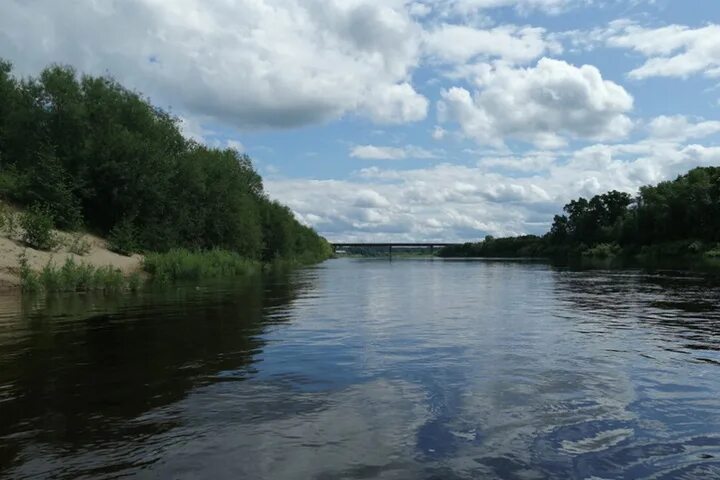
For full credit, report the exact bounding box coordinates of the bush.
[143,248,259,281]
[91,265,125,291]
[20,205,58,250]
[0,204,19,238]
[127,271,142,292]
[108,219,139,256]
[0,167,21,198]
[24,256,137,293]
[39,260,63,291]
[68,234,92,256]
[688,240,705,254]
[582,243,622,258]
[20,154,83,230]
[18,253,41,292]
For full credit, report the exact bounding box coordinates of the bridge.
[331,242,461,257]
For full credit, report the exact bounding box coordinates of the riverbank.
[440,241,720,276]
[1,204,327,292]
[0,232,143,290]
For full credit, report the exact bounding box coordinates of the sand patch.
[0,230,143,290]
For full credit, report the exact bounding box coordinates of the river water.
[1,258,720,479]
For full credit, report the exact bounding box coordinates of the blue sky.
[2,0,720,241]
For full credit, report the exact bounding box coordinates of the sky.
[1,0,720,242]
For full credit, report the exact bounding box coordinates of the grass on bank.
[142,248,261,282]
[19,254,142,293]
[18,247,326,294]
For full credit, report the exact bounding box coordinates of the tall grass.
[19,255,142,293]
[143,248,260,282]
[18,253,41,293]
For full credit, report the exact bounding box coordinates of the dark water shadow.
[0,271,314,475]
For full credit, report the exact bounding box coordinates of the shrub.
[127,271,142,292]
[22,257,135,293]
[7,213,19,238]
[638,241,703,259]
[20,205,59,250]
[143,248,259,281]
[0,167,21,198]
[18,253,41,292]
[11,154,84,231]
[92,265,125,291]
[39,261,63,291]
[108,219,139,256]
[0,204,19,238]
[688,240,705,254]
[582,243,622,258]
[68,234,92,256]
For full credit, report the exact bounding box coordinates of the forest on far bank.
[0,60,331,264]
[439,166,720,261]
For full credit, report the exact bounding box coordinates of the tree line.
[440,166,720,259]
[0,60,331,263]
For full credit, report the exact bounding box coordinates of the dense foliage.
[0,60,331,263]
[439,235,549,258]
[440,167,720,259]
[143,249,259,282]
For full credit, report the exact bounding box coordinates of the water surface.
[1,259,720,479]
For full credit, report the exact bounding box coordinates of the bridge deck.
[331,243,460,248]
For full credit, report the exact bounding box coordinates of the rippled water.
[1,258,720,479]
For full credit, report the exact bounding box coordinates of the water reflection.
[1,259,719,479]
[0,271,312,477]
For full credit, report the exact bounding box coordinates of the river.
[1,258,720,479]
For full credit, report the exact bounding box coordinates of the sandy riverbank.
[0,232,143,290]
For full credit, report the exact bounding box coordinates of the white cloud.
[432,126,447,140]
[268,139,720,242]
[226,140,245,152]
[179,116,210,143]
[647,116,720,142]
[418,0,575,17]
[438,58,634,148]
[351,146,407,160]
[353,190,392,208]
[350,145,439,160]
[0,0,427,128]
[424,24,561,65]
[606,23,720,79]
[364,83,428,124]
[479,152,557,173]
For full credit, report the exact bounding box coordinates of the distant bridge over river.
[331,242,461,257]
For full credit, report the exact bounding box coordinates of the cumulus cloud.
[480,152,557,173]
[268,138,720,242]
[605,22,720,79]
[432,126,447,140]
[179,116,211,143]
[226,140,245,152]
[0,0,427,128]
[424,24,561,65]
[363,83,428,124]
[647,116,720,142]
[353,190,392,208]
[350,145,439,160]
[416,0,575,17]
[438,58,634,148]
